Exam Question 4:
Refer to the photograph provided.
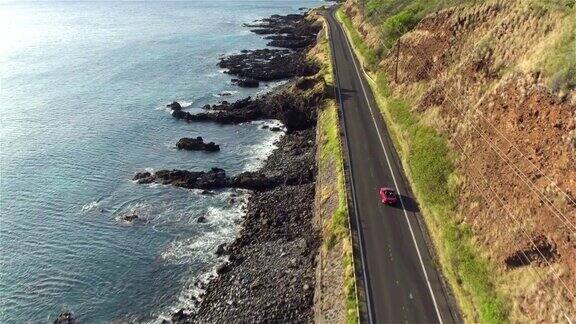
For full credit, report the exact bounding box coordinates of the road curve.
[325,7,459,324]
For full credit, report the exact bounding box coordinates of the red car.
[379,187,398,205]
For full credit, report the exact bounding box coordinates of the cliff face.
[343,0,575,321]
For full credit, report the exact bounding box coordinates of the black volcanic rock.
[172,76,325,132]
[219,48,318,82]
[53,312,76,324]
[167,101,182,110]
[218,13,321,85]
[176,137,220,152]
[232,78,260,88]
[120,213,138,222]
[230,171,282,190]
[133,168,229,190]
[133,171,154,184]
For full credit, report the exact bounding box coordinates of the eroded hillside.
[342,0,575,321]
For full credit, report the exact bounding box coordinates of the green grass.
[340,9,508,323]
[318,99,359,324]
[529,0,575,11]
[543,15,576,93]
[349,0,487,56]
[336,8,381,69]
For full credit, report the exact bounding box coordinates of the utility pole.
[394,39,401,83]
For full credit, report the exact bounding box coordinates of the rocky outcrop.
[134,118,318,189]
[219,13,321,85]
[230,171,282,190]
[232,78,260,88]
[176,137,220,152]
[133,168,228,189]
[219,48,318,81]
[169,76,325,132]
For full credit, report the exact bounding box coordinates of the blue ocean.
[0,0,323,321]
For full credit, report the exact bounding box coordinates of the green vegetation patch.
[544,14,576,93]
[336,8,381,69]
[318,99,358,324]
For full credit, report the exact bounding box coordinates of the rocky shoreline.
[139,11,327,322]
[171,128,320,322]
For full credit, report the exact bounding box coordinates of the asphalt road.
[325,8,459,324]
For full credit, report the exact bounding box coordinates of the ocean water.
[0,0,324,322]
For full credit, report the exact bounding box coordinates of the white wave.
[81,201,101,212]
[212,90,239,98]
[155,100,193,111]
[244,121,284,172]
[160,198,246,264]
[178,100,193,107]
[114,201,152,223]
[152,194,247,320]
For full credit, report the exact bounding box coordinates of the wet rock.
[53,312,76,324]
[220,49,319,82]
[134,168,229,190]
[121,213,138,222]
[270,126,281,132]
[216,243,227,256]
[133,171,154,184]
[230,171,282,191]
[232,78,260,88]
[197,215,208,223]
[176,137,220,152]
[171,309,189,323]
[216,262,230,275]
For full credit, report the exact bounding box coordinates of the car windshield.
[385,191,395,197]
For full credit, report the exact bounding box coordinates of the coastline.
[138,10,331,322]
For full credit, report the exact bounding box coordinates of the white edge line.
[327,10,375,324]
[336,11,444,324]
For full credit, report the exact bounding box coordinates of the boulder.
[215,243,227,256]
[176,137,220,152]
[167,101,182,110]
